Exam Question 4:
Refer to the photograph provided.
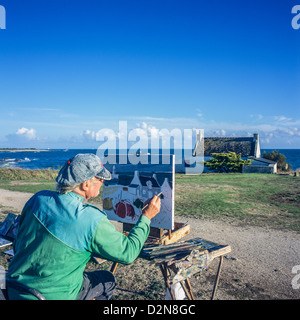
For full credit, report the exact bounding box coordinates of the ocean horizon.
[0,148,299,171]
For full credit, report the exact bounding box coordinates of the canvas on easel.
[103,155,175,230]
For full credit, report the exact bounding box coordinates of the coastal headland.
[0,148,50,152]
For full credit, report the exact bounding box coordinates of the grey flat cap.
[56,153,111,186]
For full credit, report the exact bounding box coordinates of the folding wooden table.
[141,238,231,300]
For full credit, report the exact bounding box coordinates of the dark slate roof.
[108,174,160,187]
[139,176,160,188]
[117,175,133,186]
[194,137,256,157]
[248,157,277,165]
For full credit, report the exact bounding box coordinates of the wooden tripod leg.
[211,256,224,300]
[180,280,192,300]
[110,262,119,275]
[185,278,195,300]
[160,264,176,300]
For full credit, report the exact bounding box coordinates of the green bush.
[204,152,252,173]
[262,150,292,171]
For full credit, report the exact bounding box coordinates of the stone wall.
[242,165,276,174]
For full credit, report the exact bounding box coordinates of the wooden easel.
[123,221,190,245]
[109,221,190,275]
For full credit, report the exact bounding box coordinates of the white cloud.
[21,107,61,112]
[81,128,117,142]
[136,122,160,139]
[195,108,204,118]
[4,112,299,149]
[273,115,292,122]
[82,115,300,149]
[5,127,39,147]
[250,114,263,121]
[81,129,96,140]
[15,127,36,140]
[214,129,226,136]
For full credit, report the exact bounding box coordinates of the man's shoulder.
[83,203,107,217]
[34,190,57,197]
[26,190,56,204]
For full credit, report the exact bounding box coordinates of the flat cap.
[56,153,111,186]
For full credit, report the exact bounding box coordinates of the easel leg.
[211,256,223,300]
[185,278,195,300]
[180,279,194,300]
[160,264,176,300]
[110,262,119,275]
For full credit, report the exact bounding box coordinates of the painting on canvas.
[102,155,175,230]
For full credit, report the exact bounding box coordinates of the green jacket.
[7,191,150,300]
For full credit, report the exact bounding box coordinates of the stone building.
[193,132,261,158]
[191,132,277,174]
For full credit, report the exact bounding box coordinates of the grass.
[0,168,58,181]
[0,168,57,193]
[0,168,299,231]
[175,173,300,231]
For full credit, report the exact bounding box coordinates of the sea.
[0,148,299,171]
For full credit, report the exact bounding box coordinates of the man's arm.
[89,196,161,264]
[89,214,150,264]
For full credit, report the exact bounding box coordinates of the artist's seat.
[0,279,46,300]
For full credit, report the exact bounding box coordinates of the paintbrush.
[142,192,163,211]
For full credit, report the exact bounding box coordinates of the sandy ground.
[176,216,300,299]
[0,189,33,215]
[0,188,299,300]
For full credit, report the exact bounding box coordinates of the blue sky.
[0,0,299,149]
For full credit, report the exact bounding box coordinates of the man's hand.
[142,195,161,220]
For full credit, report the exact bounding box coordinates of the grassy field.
[175,173,300,231]
[0,168,299,231]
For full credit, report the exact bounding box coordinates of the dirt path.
[175,216,300,299]
[1,188,299,300]
[0,189,33,219]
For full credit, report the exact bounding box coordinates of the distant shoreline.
[0,149,51,152]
